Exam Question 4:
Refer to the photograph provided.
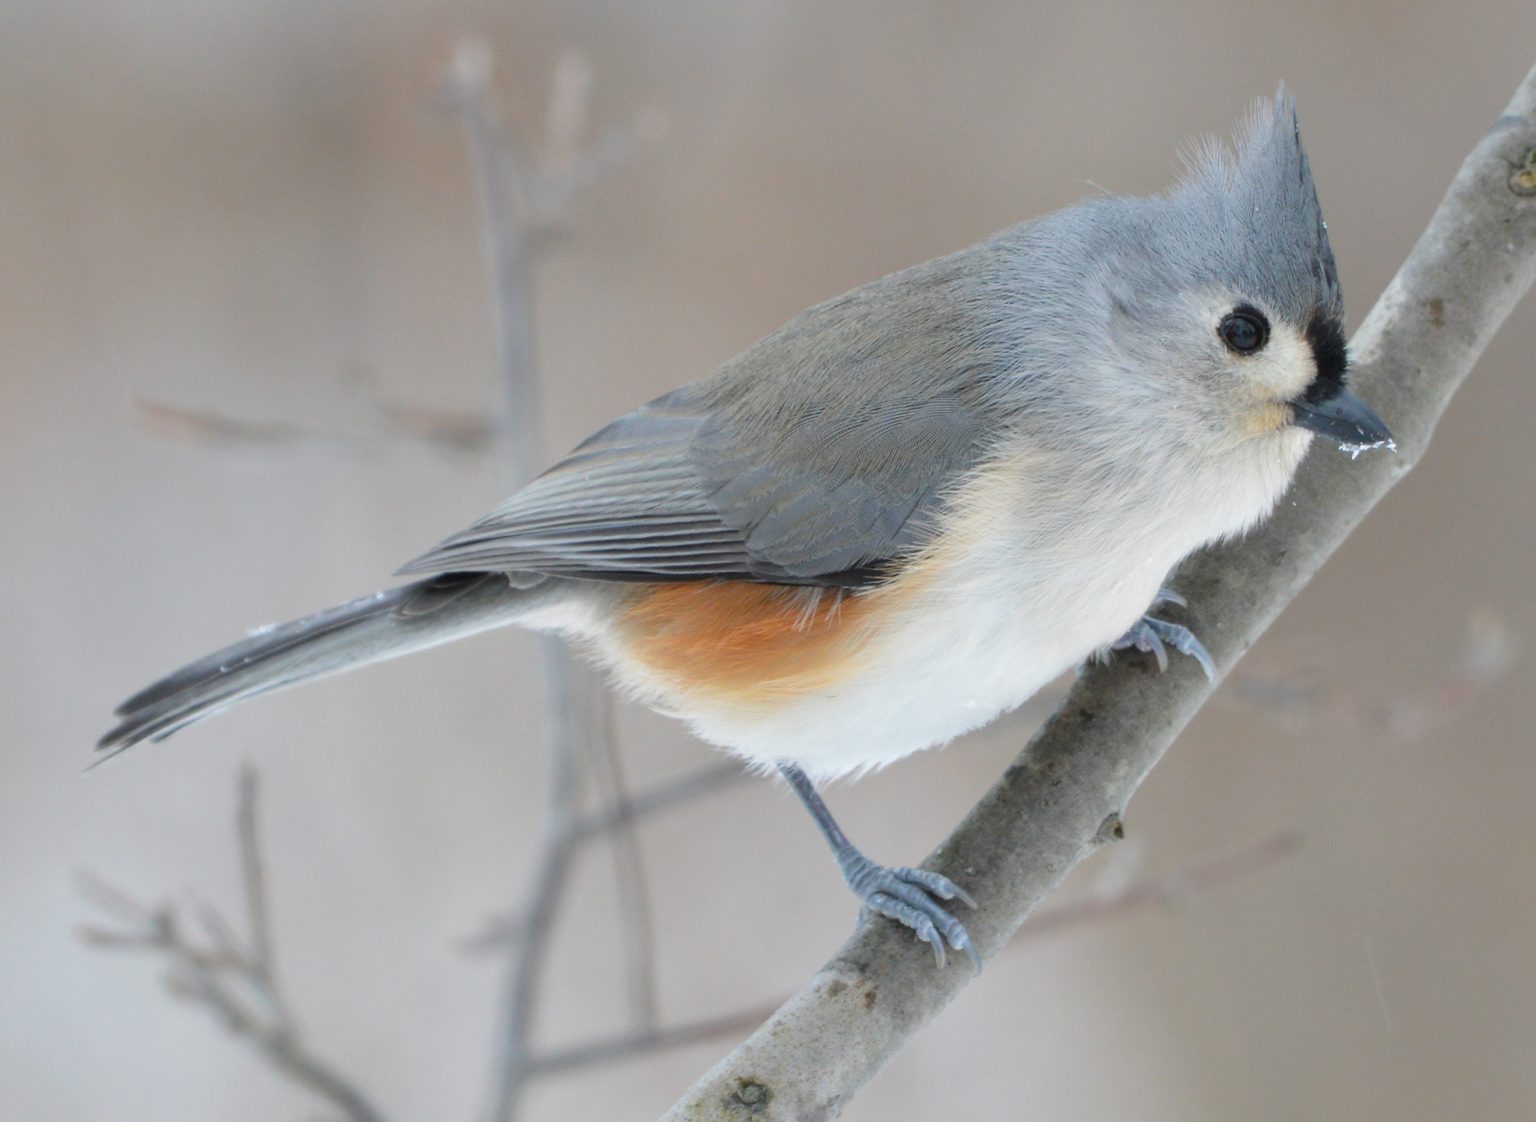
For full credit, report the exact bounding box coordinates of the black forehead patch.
[1303,314,1348,403]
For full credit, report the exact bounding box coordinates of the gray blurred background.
[4,2,1535,1119]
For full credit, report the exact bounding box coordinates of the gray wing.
[398,392,770,581]
[398,246,1008,586]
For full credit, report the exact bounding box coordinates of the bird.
[99,89,1392,970]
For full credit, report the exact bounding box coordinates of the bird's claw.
[842,855,980,971]
[1112,612,1216,681]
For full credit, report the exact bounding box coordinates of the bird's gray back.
[399,242,1027,586]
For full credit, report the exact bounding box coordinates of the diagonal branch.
[662,62,1536,1122]
[474,831,1302,1078]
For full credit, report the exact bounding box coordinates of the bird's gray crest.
[1166,85,1342,324]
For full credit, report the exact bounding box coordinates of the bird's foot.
[1112,591,1216,681]
[837,848,980,971]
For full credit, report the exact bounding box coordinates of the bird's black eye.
[1218,305,1270,355]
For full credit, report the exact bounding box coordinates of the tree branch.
[661,62,1536,1122]
[584,698,662,1032]
[134,397,497,456]
[1013,831,1300,941]
[448,44,598,1116]
[443,42,669,1121]
[1227,608,1519,737]
[78,766,387,1122]
[472,827,1300,1075]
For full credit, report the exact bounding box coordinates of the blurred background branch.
[77,768,387,1122]
[438,41,677,1120]
[133,389,497,457]
[78,768,1303,1107]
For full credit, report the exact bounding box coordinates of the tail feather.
[98,572,541,757]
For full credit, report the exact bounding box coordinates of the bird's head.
[1096,88,1392,459]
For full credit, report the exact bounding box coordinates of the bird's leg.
[1111,587,1216,680]
[777,762,980,971]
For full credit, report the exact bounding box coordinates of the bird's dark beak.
[1292,313,1393,454]
[1289,387,1394,453]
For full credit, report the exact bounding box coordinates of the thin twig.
[459,760,745,954]
[79,793,1299,1104]
[527,1005,783,1078]
[239,766,277,992]
[449,42,585,1120]
[446,38,550,478]
[78,773,387,1122]
[662,60,1536,1122]
[503,829,1302,1081]
[460,827,1301,1080]
[583,693,661,1031]
[488,696,583,1114]
[538,52,594,205]
[572,761,746,842]
[1015,831,1302,941]
[1227,608,1520,737]
[136,396,495,456]
[444,40,666,1121]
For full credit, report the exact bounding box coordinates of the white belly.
[669,535,1170,781]
[554,429,1308,783]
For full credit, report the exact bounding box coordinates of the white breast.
[556,428,1310,783]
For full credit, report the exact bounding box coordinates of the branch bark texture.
[662,64,1536,1122]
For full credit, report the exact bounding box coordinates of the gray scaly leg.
[778,763,980,971]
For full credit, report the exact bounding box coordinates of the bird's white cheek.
[1245,320,1316,403]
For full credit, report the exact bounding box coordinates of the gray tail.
[98,572,540,758]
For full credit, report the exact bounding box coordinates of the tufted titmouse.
[99,90,1391,968]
